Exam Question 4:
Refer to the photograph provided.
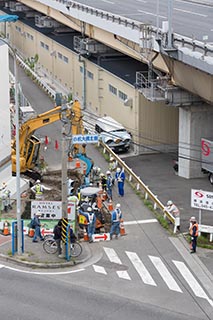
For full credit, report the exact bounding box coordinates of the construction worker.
[166,200,180,230]
[31,179,51,200]
[32,212,44,243]
[86,207,96,243]
[100,173,107,191]
[189,216,199,253]
[110,203,122,239]
[109,157,117,176]
[106,170,113,200]
[115,168,125,197]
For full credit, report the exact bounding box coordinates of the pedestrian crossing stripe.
[173,260,208,299]
[103,247,131,280]
[126,251,157,286]
[149,256,182,292]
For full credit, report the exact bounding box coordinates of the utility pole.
[61,126,68,219]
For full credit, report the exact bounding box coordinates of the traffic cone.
[83,227,89,241]
[120,219,126,236]
[75,159,81,168]
[28,228,35,238]
[108,199,113,211]
[55,140,59,150]
[3,221,10,236]
[102,190,107,201]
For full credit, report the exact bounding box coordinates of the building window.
[40,41,45,48]
[118,90,127,101]
[80,66,83,73]
[109,84,117,96]
[15,26,21,33]
[63,56,68,63]
[45,44,49,51]
[87,71,94,80]
[58,52,62,60]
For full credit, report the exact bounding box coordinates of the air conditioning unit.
[9,1,29,12]
[35,15,60,28]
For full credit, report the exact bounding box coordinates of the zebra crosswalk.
[92,246,212,305]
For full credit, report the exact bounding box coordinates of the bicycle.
[43,236,83,257]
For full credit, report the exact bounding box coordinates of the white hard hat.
[87,207,92,212]
[35,212,41,216]
[167,200,173,206]
[190,216,196,222]
[36,180,41,184]
[116,203,121,209]
[106,170,111,175]
[116,168,121,173]
[110,157,114,161]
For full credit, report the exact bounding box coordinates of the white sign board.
[191,189,213,211]
[31,200,76,220]
[92,233,110,242]
[72,134,99,144]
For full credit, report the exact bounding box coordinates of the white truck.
[201,138,213,184]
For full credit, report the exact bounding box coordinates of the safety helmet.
[106,170,111,175]
[116,203,121,209]
[100,173,104,177]
[110,157,114,161]
[36,180,41,184]
[167,200,173,206]
[190,216,196,222]
[87,207,92,212]
[116,168,121,173]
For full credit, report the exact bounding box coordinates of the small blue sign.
[72,134,99,144]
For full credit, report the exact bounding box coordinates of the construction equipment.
[11,100,93,180]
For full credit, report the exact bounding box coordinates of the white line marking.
[126,251,156,286]
[137,10,166,19]
[149,256,182,292]
[93,265,107,274]
[117,270,131,280]
[100,0,114,4]
[174,8,207,17]
[103,247,122,264]
[135,0,147,3]
[173,260,209,299]
[175,0,210,8]
[124,219,157,225]
[0,264,5,269]
[1,265,85,275]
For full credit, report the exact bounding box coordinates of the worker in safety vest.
[189,216,199,253]
[115,168,125,197]
[86,207,96,243]
[166,200,180,230]
[31,180,51,200]
[110,203,122,239]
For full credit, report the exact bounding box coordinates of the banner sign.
[72,134,99,144]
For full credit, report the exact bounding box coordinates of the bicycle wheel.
[70,242,82,257]
[43,238,57,254]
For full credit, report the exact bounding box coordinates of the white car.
[95,116,132,152]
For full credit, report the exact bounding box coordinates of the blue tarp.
[0,15,19,22]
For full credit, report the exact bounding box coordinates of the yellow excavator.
[11,100,93,180]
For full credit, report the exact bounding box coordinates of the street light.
[0,37,22,255]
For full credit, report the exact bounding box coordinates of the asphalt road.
[70,0,213,42]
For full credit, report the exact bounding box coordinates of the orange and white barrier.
[83,227,89,241]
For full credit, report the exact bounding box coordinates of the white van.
[95,116,132,152]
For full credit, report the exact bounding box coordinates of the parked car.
[95,116,132,152]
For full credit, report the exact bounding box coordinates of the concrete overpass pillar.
[178,104,213,179]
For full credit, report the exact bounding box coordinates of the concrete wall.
[0,42,12,183]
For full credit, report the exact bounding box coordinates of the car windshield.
[111,129,126,133]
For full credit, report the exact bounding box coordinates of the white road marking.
[126,251,156,286]
[93,265,107,274]
[174,8,207,17]
[100,0,114,4]
[149,256,182,292]
[103,247,122,264]
[135,0,147,3]
[124,219,157,225]
[0,264,5,269]
[175,0,210,8]
[116,270,131,280]
[137,10,166,19]
[0,264,85,275]
[173,260,209,299]
[103,247,131,280]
